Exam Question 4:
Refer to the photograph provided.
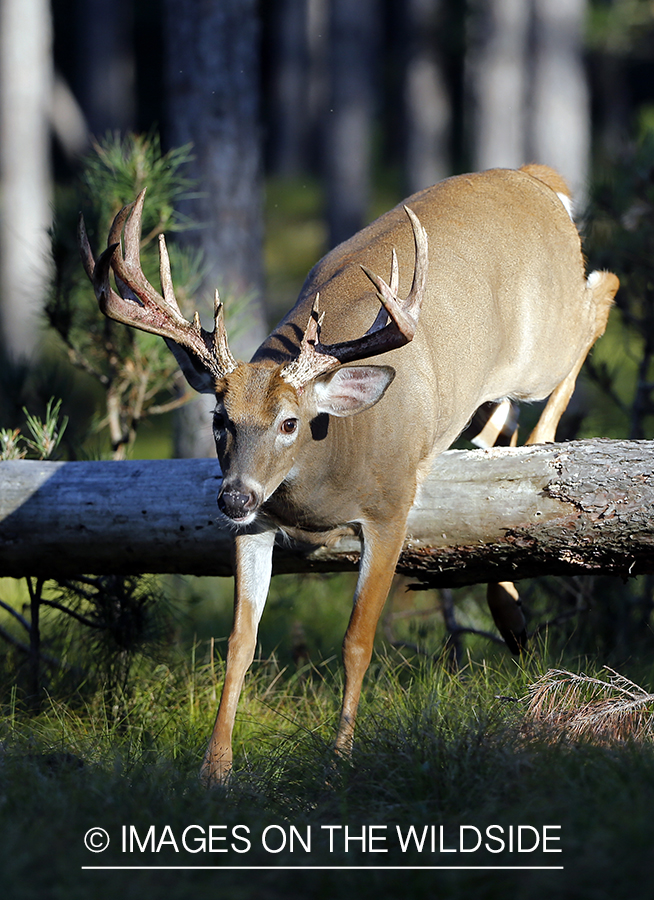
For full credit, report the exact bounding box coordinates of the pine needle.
[524,667,654,744]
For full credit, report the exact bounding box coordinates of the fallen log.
[1,439,653,585]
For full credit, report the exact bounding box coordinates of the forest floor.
[2,642,654,900]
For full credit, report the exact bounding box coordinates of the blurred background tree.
[4,0,654,394]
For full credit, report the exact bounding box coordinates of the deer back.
[255,167,591,491]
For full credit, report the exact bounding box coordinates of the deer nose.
[217,485,259,521]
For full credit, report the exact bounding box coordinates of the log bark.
[1,439,653,584]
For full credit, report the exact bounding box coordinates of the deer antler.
[282,206,428,389]
[78,190,238,381]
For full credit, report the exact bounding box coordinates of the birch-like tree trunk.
[529,0,590,205]
[466,0,590,204]
[0,0,53,362]
[466,0,530,172]
[403,0,451,193]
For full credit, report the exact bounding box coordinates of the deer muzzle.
[217,478,262,524]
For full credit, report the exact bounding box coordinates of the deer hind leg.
[485,271,619,653]
[527,270,618,446]
[462,398,519,449]
[200,529,275,787]
[486,581,527,654]
[335,523,407,756]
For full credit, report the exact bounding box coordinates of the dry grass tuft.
[524,667,654,744]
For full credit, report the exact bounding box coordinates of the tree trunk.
[163,0,266,456]
[466,0,530,171]
[529,0,589,206]
[265,0,310,176]
[466,0,590,202]
[1,440,653,585]
[0,0,53,363]
[74,0,135,136]
[324,0,377,248]
[403,0,451,193]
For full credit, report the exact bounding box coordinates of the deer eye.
[280,418,298,435]
[213,412,226,432]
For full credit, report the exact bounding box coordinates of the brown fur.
[520,163,572,200]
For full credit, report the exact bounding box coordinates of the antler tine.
[360,206,428,341]
[78,211,127,315]
[390,246,399,295]
[212,290,238,372]
[158,233,184,315]
[299,294,326,346]
[123,188,146,268]
[92,243,123,315]
[109,195,164,310]
[107,201,134,253]
[281,294,341,389]
[282,207,429,390]
[404,206,429,314]
[77,213,98,282]
[365,248,399,335]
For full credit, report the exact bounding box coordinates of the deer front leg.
[335,523,407,756]
[200,528,275,787]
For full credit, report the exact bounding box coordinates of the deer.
[79,164,619,785]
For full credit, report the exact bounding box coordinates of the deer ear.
[164,338,216,394]
[313,365,395,417]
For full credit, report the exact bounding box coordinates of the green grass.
[1,645,654,900]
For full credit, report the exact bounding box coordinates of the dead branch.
[1,439,653,584]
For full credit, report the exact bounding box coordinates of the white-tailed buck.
[80,164,618,784]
